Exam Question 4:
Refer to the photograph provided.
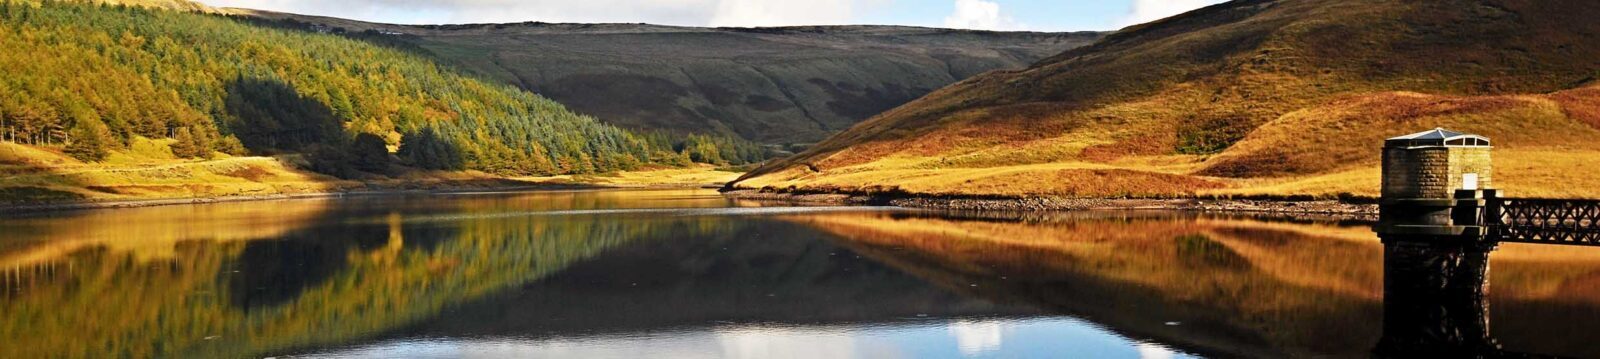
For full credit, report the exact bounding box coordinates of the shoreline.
[720,189,1379,218]
[0,182,720,214]
[1,183,1380,218]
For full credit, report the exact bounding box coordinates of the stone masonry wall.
[1449,147,1493,192]
[1383,146,1491,199]
[1384,147,1451,198]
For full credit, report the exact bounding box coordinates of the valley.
[236,10,1104,144]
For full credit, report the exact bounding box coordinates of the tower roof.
[1385,128,1491,148]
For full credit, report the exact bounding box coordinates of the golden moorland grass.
[0,139,354,204]
[734,0,1600,200]
[736,99,1600,200]
[517,165,742,188]
[0,140,741,206]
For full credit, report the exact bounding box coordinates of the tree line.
[0,1,776,176]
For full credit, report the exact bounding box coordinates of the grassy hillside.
[0,139,742,206]
[237,10,1104,144]
[733,0,1600,199]
[0,0,775,181]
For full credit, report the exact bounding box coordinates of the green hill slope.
[235,10,1104,144]
[0,1,749,177]
[732,0,1600,199]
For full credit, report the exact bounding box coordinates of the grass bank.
[0,141,742,212]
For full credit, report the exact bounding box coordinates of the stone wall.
[1449,147,1492,192]
[1382,146,1491,199]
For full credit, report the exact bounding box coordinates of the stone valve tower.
[1372,128,1501,357]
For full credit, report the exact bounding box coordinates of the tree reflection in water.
[0,190,740,358]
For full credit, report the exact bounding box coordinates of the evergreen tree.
[350,132,390,172]
[170,127,207,158]
[65,118,114,161]
[397,127,463,170]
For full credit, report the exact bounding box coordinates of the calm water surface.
[3,189,1600,358]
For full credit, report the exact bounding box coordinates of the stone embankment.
[722,190,1378,216]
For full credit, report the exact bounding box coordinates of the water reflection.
[0,190,758,358]
[307,319,1188,359]
[2,190,1599,358]
[788,211,1600,358]
[1373,240,1499,358]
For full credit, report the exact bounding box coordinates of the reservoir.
[3,189,1598,358]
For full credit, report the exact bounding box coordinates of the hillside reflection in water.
[2,189,1599,358]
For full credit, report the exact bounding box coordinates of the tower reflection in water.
[1374,240,1503,358]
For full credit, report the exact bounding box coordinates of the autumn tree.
[65,118,114,161]
[170,127,210,158]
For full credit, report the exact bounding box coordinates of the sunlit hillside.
[734,0,1600,199]
[0,1,770,181]
[0,1,781,205]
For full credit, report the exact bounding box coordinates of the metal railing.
[1487,198,1600,245]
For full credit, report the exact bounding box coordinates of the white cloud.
[199,0,869,27]
[942,0,1019,31]
[1120,0,1228,27]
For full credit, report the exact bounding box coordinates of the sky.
[196,0,1230,32]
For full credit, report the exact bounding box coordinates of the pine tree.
[398,127,463,170]
[350,132,390,172]
[170,127,206,158]
[65,118,114,161]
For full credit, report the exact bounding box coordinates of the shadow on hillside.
[223,77,344,154]
[222,77,436,178]
[0,142,93,205]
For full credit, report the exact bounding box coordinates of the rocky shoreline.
[721,189,1378,217]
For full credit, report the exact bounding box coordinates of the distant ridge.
[225,9,1105,144]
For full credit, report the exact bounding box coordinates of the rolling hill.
[231,10,1105,144]
[731,0,1600,199]
[0,0,730,178]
